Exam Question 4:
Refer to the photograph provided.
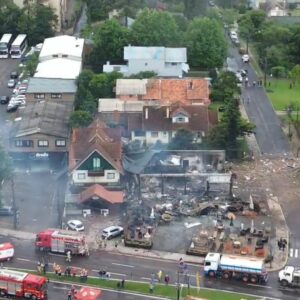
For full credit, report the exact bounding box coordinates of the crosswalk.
[289,248,299,258]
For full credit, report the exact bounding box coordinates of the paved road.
[1,236,299,300]
[230,46,291,156]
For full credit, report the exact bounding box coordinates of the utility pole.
[11,176,17,230]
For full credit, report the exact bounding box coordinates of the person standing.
[157,270,162,282]
[164,274,170,285]
[67,290,72,300]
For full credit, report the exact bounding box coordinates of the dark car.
[0,96,9,104]
[6,104,18,113]
[10,71,19,79]
[0,206,14,216]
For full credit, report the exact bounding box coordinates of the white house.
[103,46,189,77]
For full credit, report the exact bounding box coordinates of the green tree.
[288,25,300,65]
[289,65,300,86]
[69,111,93,128]
[0,143,12,183]
[88,19,129,72]
[127,71,156,79]
[185,17,227,69]
[129,9,180,47]
[168,128,195,150]
[24,52,39,76]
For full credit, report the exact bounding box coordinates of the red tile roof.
[79,184,123,204]
[142,78,210,105]
[142,105,218,132]
[69,119,123,173]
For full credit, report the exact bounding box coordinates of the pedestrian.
[253,80,256,87]
[71,285,76,297]
[277,239,282,250]
[71,267,77,277]
[67,290,72,300]
[149,283,154,293]
[164,274,170,285]
[41,262,45,275]
[157,270,163,282]
[245,77,248,87]
[53,262,58,275]
[121,278,125,288]
[106,272,111,280]
[66,251,71,263]
[282,242,286,252]
[115,241,118,248]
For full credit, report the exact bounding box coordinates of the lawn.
[45,273,256,300]
[266,79,300,111]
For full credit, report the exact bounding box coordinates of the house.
[116,78,211,105]
[26,78,77,102]
[34,35,84,79]
[130,105,218,145]
[9,102,73,168]
[69,120,123,186]
[103,46,189,77]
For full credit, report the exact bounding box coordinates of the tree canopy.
[69,111,93,128]
[168,129,196,150]
[185,17,227,69]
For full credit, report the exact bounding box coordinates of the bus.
[10,34,28,59]
[0,34,13,58]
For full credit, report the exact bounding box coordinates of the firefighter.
[66,251,72,263]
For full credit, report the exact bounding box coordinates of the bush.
[271,66,287,78]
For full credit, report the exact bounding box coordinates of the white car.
[230,31,238,40]
[67,220,84,232]
[102,226,124,240]
[242,54,250,63]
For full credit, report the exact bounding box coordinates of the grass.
[43,272,255,300]
[266,79,300,111]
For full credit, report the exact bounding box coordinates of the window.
[38,140,48,147]
[151,131,158,138]
[15,140,33,147]
[34,93,45,99]
[176,117,185,123]
[171,62,177,66]
[162,131,168,136]
[107,173,115,179]
[205,262,211,266]
[93,157,101,169]
[51,93,62,99]
[52,54,58,58]
[62,54,68,58]
[56,139,66,147]
[77,173,86,180]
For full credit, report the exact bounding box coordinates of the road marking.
[112,263,134,268]
[295,249,299,258]
[16,258,31,262]
[91,269,126,277]
[247,283,272,289]
[290,248,294,257]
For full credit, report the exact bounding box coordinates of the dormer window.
[172,113,189,124]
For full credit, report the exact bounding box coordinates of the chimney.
[145,107,148,119]
[166,106,170,118]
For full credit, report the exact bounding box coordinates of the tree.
[289,65,300,86]
[185,17,227,69]
[129,9,180,47]
[288,25,300,65]
[69,111,93,128]
[168,129,195,150]
[0,143,12,183]
[127,71,156,79]
[24,52,39,76]
[88,19,129,72]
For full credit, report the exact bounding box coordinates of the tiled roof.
[79,184,123,204]
[142,78,210,104]
[142,105,217,132]
[69,119,123,173]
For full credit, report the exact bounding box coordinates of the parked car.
[10,71,19,79]
[9,99,26,107]
[0,96,9,104]
[67,220,85,232]
[242,54,250,63]
[0,206,14,216]
[7,104,18,113]
[102,226,124,240]
[7,79,16,88]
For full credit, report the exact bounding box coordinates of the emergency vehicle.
[0,269,47,299]
[0,243,14,261]
[35,229,88,255]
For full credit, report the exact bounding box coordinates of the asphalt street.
[230,46,291,156]
[0,235,299,300]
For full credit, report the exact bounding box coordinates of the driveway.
[230,46,291,156]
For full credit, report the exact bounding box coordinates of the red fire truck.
[0,269,47,299]
[35,229,89,255]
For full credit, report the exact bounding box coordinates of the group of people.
[37,261,48,275]
[278,238,287,251]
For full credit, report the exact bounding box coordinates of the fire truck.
[0,269,47,299]
[0,243,14,261]
[35,229,88,255]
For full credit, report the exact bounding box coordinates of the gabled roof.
[143,105,217,132]
[10,102,73,139]
[171,107,191,118]
[79,184,123,204]
[69,119,123,174]
[26,78,77,94]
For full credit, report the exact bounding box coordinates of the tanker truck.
[204,252,268,284]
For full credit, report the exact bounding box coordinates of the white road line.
[16,258,31,262]
[290,248,294,257]
[247,283,272,289]
[112,263,134,268]
[91,269,126,277]
[295,249,299,258]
